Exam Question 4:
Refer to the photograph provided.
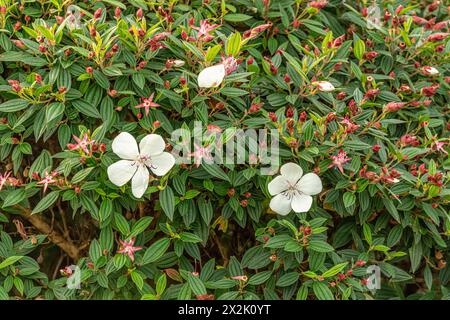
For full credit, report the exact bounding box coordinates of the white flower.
[197,64,226,88]
[422,66,439,76]
[314,81,335,92]
[268,163,322,215]
[107,132,175,198]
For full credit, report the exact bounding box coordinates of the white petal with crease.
[198,64,226,88]
[269,193,292,215]
[107,160,137,186]
[280,162,303,184]
[268,176,289,196]
[291,193,313,213]
[296,173,323,195]
[139,134,166,157]
[147,152,175,176]
[112,132,139,160]
[131,165,149,198]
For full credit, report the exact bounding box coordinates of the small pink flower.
[117,238,142,261]
[0,171,11,190]
[329,149,351,173]
[340,116,360,133]
[221,56,238,76]
[189,144,213,168]
[135,93,160,116]
[192,20,219,42]
[37,171,58,192]
[433,141,448,155]
[67,134,95,154]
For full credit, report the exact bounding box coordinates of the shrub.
[0,0,449,300]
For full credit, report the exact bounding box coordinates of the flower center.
[281,183,300,201]
[134,155,158,170]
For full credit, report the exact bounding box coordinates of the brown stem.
[211,231,229,267]
[15,205,80,261]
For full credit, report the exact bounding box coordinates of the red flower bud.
[286,107,294,118]
[284,73,291,83]
[115,7,122,18]
[136,8,143,19]
[364,51,379,60]
[93,8,102,19]
[268,112,277,122]
[35,74,42,83]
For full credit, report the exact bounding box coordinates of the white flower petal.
[139,134,166,157]
[198,64,226,88]
[291,193,313,213]
[268,176,289,196]
[112,132,139,160]
[146,152,175,176]
[131,165,149,198]
[269,193,292,215]
[280,162,303,185]
[296,173,323,195]
[107,160,137,186]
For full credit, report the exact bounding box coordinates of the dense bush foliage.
[0,0,449,300]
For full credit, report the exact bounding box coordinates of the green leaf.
[98,199,113,221]
[93,70,110,89]
[409,243,422,273]
[354,38,365,60]
[0,286,9,300]
[2,189,27,207]
[322,262,348,278]
[248,271,272,285]
[142,238,171,265]
[223,13,252,22]
[130,216,153,237]
[187,273,207,295]
[276,272,299,287]
[179,232,202,243]
[343,192,356,208]
[205,44,222,62]
[131,270,144,290]
[202,164,230,183]
[32,191,60,214]
[0,99,29,112]
[198,198,213,225]
[160,187,175,220]
[308,240,334,253]
[113,213,130,235]
[363,224,372,245]
[72,99,101,118]
[382,197,400,222]
[312,281,334,300]
[156,273,167,295]
[0,256,23,269]
[227,32,242,57]
[45,102,65,122]
[71,167,94,184]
